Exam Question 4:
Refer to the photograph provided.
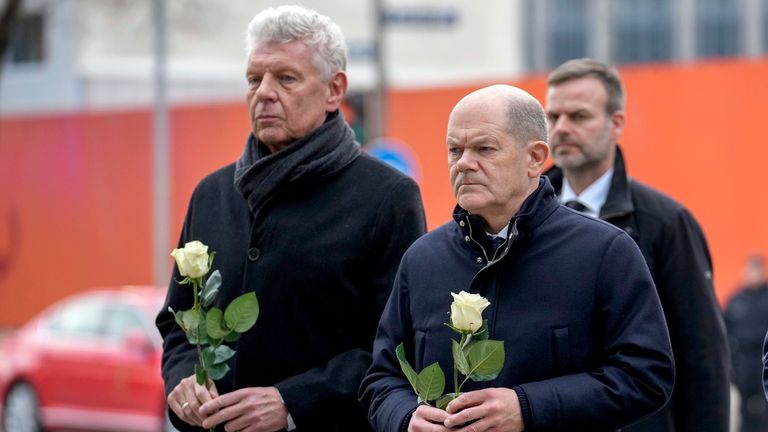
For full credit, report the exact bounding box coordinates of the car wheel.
[3,382,41,432]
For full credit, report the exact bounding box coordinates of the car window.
[45,297,106,340]
[102,305,148,343]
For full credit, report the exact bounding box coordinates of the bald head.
[446,84,550,232]
[449,85,549,146]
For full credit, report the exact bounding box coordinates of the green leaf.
[395,343,420,391]
[207,362,230,380]
[202,270,221,307]
[176,276,192,286]
[416,362,445,401]
[473,320,489,341]
[465,339,505,381]
[224,292,259,333]
[224,330,241,342]
[185,332,198,345]
[212,345,236,365]
[206,307,229,341]
[187,313,210,345]
[198,316,210,345]
[436,393,458,411]
[195,363,208,386]
[181,309,201,333]
[207,251,217,271]
[169,307,185,329]
[202,346,216,368]
[452,339,469,376]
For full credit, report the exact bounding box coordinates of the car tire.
[3,382,41,432]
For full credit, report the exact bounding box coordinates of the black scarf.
[234,110,361,214]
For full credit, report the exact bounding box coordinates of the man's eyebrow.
[467,134,499,145]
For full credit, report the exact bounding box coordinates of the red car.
[0,287,175,432]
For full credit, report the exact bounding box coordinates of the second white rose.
[171,240,210,278]
[450,291,491,333]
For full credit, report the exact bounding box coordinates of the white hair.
[245,5,347,80]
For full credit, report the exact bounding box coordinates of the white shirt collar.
[559,168,614,217]
[486,224,509,239]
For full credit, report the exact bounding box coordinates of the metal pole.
[743,0,762,57]
[152,0,171,287]
[588,0,611,63]
[675,0,695,62]
[368,0,387,142]
[530,0,549,72]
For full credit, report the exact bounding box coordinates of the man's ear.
[325,71,348,112]
[609,110,625,142]
[527,141,550,177]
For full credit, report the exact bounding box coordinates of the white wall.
[0,0,529,114]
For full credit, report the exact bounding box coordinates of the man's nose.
[255,75,278,101]
[550,115,570,135]
[549,117,571,141]
[455,150,476,171]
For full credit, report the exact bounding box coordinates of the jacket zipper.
[466,219,519,340]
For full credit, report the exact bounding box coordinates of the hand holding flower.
[397,291,505,410]
[167,241,260,431]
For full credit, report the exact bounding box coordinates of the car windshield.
[42,291,165,346]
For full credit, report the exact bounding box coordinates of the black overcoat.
[546,147,729,432]
[157,118,426,431]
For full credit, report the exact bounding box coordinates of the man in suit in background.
[544,58,729,432]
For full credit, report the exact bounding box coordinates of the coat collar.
[233,110,361,215]
[452,176,560,263]
[544,145,634,219]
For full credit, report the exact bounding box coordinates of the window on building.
[696,0,741,58]
[611,0,673,64]
[547,0,588,68]
[763,0,768,53]
[9,12,44,63]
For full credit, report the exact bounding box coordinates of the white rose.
[170,241,210,278]
[450,291,490,333]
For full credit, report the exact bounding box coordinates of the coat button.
[247,248,260,261]
[459,220,466,227]
[464,235,470,242]
[476,257,483,263]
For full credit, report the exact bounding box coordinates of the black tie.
[564,200,588,213]
[488,235,505,251]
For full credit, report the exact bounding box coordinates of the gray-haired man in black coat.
[156,5,425,432]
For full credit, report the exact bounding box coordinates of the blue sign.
[366,138,421,181]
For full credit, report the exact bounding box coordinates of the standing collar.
[452,176,559,264]
[453,176,559,241]
[486,225,509,239]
